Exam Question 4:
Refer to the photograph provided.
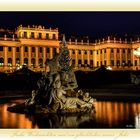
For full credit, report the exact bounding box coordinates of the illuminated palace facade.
[0,24,140,72]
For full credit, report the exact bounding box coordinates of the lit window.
[31,32,34,38]
[46,48,50,53]
[72,50,75,54]
[97,50,98,54]
[8,58,12,66]
[32,47,35,53]
[135,60,137,66]
[39,47,42,53]
[16,58,20,65]
[0,57,4,66]
[46,33,49,39]
[100,50,102,54]
[84,60,87,64]
[0,46,3,51]
[53,48,57,55]
[16,47,19,52]
[78,59,82,64]
[52,34,56,40]
[90,50,93,55]
[122,60,126,66]
[24,58,28,65]
[72,59,75,65]
[90,60,93,65]
[25,46,28,52]
[117,60,120,66]
[31,58,35,66]
[38,33,42,39]
[24,32,27,38]
[39,58,43,66]
[104,60,106,66]
[8,47,12,52]
[111,60,114,66]
[128,60,131,67]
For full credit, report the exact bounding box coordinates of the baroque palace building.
[0,24,140,73]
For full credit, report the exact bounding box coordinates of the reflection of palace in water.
[135,112,140,128]
[1,99,140,128]
[1,25,140,73]
[95,101,140,128]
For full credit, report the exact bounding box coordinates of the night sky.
[0,12,140,37]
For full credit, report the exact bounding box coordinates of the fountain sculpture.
[8,35,95,114]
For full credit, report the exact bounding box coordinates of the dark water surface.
[0,99,140,128]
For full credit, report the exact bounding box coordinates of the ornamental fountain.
[7,35,95,114]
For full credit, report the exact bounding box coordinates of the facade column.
[102,50,104,65]
[20,46,24,66]
[114,48,117,68]
[28,46,31,68]
[12,47,16,68]
[131,48,135,70]
[106,48,110,66]
[43,46,46,67]
[50,47,53,59]
[35,46,39,68]
[4,46,8,70]
[87,50,90,65]
[75,50,78,67]
[69,49,72,66]
[125,48,128,65]
[99,50,101,66]
[56,48,59,53]
[93,50,97,67]
[81,50,84,64]
[120,49,122,68]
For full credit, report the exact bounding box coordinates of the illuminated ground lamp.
[134,48,140,70]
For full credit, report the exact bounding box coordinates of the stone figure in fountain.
[8,35,95,114]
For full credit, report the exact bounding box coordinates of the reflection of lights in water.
[2,99,140,128]
[135,112,140,128]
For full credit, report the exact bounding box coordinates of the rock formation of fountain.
[8,35,95,114]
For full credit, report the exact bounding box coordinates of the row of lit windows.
[0,57,139,67]
[96,48,131,54]
[72,50,93,55]
[0,57,44,66]
[71,48,131,56]
[0,46,20,52]
[71,59,93,65]
[96,60,132,66]
[0,46,57,54]
[22,32,57,40]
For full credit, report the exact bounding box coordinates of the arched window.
[24,58,28,65]
[8,58,12,66]
[39,58,43,67]
[0,57,4,66]
[31,58,35,66]
[16,58,20,66]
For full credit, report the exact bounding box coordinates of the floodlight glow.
[134,48,140,57]
[106,66,112,70]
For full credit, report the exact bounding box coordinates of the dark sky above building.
[0,12,140,37]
